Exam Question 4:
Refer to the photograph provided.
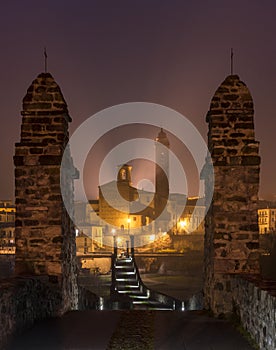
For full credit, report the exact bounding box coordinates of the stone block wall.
[0,277,101,349]
[231,275,276,350]
[202,75,261,315]
[78,285,100,310]
[14,73,78,312]
[0,276,62,349]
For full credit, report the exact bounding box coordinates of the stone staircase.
[113,256,180,310]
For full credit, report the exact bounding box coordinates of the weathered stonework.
[14,73,78,312]
[202,75,260,315]
[231,275,276,350]
[0,276,62,348]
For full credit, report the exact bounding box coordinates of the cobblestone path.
[107,311,155,350]
[8,310,255,350]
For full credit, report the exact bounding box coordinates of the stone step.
[115,266,135,271]
[117,285,141,291]
[115,259,134,264]
[115,277,138,283]
[115,271,137,278]
[116,281,140,288]
[113,257,177,311]
[115,270,135,275]
[127,291,150,299]
[116,258,133,264]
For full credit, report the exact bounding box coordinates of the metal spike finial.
[44,47,48,73]
[230,48,233,75]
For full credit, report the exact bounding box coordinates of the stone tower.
[202,75,260,315]
[117,164,132,185]
[155,128,170,220]
[14,73,78,311]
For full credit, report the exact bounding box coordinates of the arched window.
[121,169,126,180]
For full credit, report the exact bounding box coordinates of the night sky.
[1,0,276,200]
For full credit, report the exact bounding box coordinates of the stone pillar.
[113,235,118,257]
[155,128,170,231]
[202,75,260,316]
[130,235,135,256]
[14,73,78,312]
[126,240,129,257]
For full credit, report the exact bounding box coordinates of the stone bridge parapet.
[0,276,62,349]
[231,275,276,350]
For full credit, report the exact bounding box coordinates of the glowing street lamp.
[127,217,131,234]
[179,219,187,233]
[127,217,135,256]
[180,220,187,228]
[117,237,122,247]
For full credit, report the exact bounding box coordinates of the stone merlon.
[22,73,71,121]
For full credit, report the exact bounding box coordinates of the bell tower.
[155,128,170,219]
[117,164,132,185]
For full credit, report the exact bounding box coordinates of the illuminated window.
[121,169,126,180]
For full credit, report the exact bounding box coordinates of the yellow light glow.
[117,237,122,245]
[127,218,131,223]
[179,220,187,228]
